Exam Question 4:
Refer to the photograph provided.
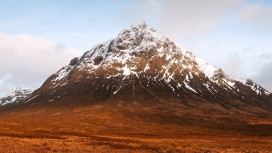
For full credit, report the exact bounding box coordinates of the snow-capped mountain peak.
[0,88,34,106]
[20,21,271,110]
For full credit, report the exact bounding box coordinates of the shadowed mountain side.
[0,97,272,139]
[0,21,272,142]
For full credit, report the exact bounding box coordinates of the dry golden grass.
[1,100,272,152]
[0,135,272,153]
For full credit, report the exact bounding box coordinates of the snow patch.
[123,66,131,75]
[195,57,218,78]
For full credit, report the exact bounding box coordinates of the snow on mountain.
[23,21,271,107]
[50,21,210,83]
[0,88,34,106]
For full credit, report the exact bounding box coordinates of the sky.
[0,0,272,96]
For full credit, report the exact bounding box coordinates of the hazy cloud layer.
[252,61,272,92]
[158,0,245,39]
[119,0,245,39]
[0,33,82,96]
[258,53,272,60]
[118,0,160,21]
[223,53,243,78]
[239,3,272,29]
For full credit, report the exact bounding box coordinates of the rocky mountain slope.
[14,21,270,111]
[0,21,271,113]
[0,88,34,106]
[1,21,272,143]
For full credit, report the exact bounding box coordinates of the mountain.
[0,21,272,141]
[0,88,34,106]
[15,20,271,111]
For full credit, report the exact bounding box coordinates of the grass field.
[1,100,272,152]
[1,135,272,153]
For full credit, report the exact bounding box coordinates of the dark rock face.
[69,57,79,66]
[213,68,225,78]
[3,21,271,113]
[246,79,254,86]
[93,56,103,65]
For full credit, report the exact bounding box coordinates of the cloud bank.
[252,61,272,91]
[0,33,82,96]
[158,0,245,39]
[239,3,272,29]
[119,0,245,39]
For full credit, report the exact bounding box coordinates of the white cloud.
[238,3,272,29]
[223,53,242,78]
[0,33,82,96]
[252,61,272,92]
[118,0,245,39]
[117,0,160,23]
[258,53,272,60]
[157,0,245,39]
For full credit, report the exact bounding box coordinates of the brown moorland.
[1,21,272,152]
[0,98,272,153]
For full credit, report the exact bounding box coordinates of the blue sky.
[0,0,272,96]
